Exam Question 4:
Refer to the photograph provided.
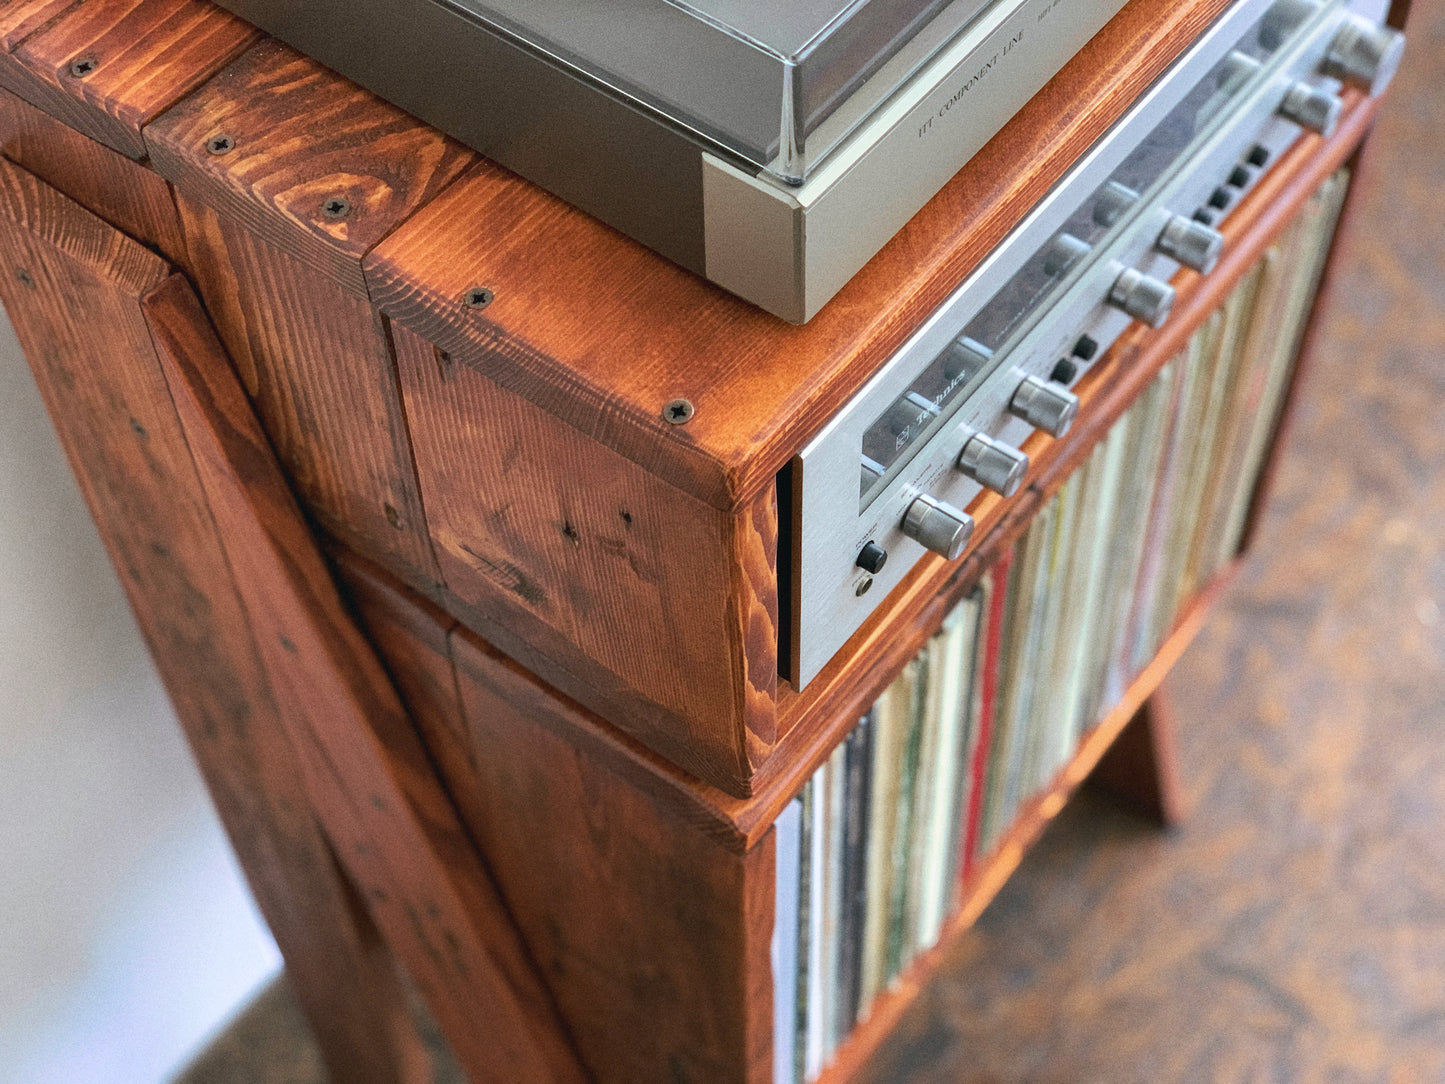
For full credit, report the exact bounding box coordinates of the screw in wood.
[321,196,351,220]
[462,286,494,310]
[15,268,34,289]
[205,134,235,156]
[662,398,695,425]
[68,56,98,78]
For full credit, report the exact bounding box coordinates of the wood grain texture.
[0,85,186,262]
[1086,692,1186,826]
[0,0,75,52]
[389,319,772,795]
[141,38,476,596]
[364,0,1231,511]
[144,38,474,298]
[1,0,258,158]
[0,156,430,1084]
[450,624,775,1084]
[141,272,590,1084]
[174,191,442,592]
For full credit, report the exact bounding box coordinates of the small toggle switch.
[855,540,888,575]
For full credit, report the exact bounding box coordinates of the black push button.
[1227,165,1252,188]
[1208,187,1231,210]
[1246,144,1270,168]
[1072,335,1099,361]
[855,541,888,575]
[1050,358,1079,385]
[1193,208,1217,226]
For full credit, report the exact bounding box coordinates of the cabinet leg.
[1087,690,1185,827]
[0,160,433,1083]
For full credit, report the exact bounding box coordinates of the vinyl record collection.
[774,170,1349,1084]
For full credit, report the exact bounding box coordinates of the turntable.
[213,0,1132,320]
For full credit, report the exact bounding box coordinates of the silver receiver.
[788,0,1399,687]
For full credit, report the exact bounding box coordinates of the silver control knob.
[958,432,1029,497]
[1009,376,1079,438]
[1279,81,1343,136]
[901,495,974,560]
[1108,267,1175,328]
[1157,214,1224,274]
[1322,15,1405,96]
[1092,181,1140,228]
[1044,233,1092,276]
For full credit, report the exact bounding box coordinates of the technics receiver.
[211,0,1131,321]
[789,0,1402,685]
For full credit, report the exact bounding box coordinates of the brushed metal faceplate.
[789,0,1388,686]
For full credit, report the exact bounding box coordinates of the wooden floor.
[180,1,1445,1080]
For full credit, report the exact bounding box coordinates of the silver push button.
[901,495,974,560]
[1009,376,1079,438]
[1279,81,1343,136]
[1108,267,1175,328]
[1322,15,1405,96]
[958,432,1028,497]
[1157,214,1224,274]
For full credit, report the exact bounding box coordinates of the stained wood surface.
[1086,692,1186,826]
[365,0,1232,511]
[389,319,774,795]
[0,156,430,1084]
[144,38,473,297]
[0,85,186,262]
[340,557,779,1084]
[0,0,257,158]
[0,0,75,50]
[140,38,480,594]
[175,192,443,589]
[141,273,590,1084]
[449,624,775,1084]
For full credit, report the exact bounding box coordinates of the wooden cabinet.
[0,0,1410,1081]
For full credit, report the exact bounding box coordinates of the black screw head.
[205,134,235,156]
[15,268,34,289]
[662,398,695,425]
[321,196,351,220]
[462,286,494,310]
[68,56,98,78]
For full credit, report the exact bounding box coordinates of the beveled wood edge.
[0,152,167,294]
[811,565,1234,1084]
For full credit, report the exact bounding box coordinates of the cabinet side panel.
[0,87,187,265]
[391,320,776,794]
[175,192,443,592]
[0,158,428,1084]
[450,626,769,1084]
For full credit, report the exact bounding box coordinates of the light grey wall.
[0,310,281,1082]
